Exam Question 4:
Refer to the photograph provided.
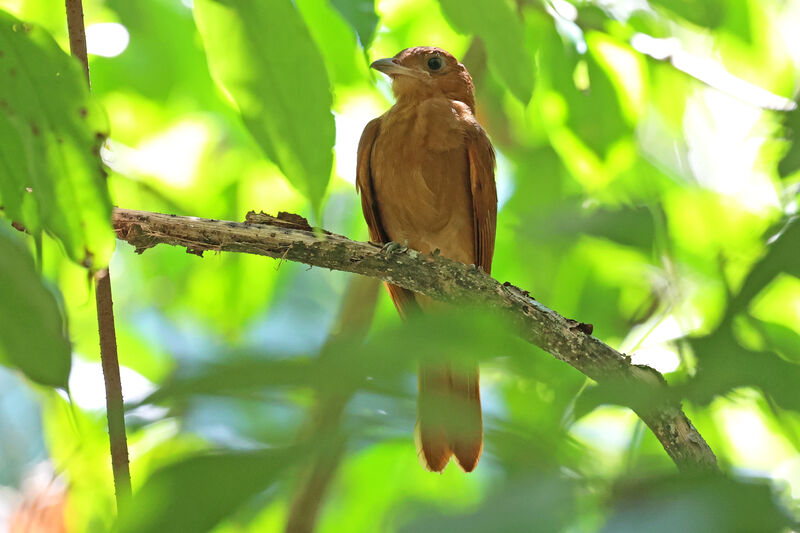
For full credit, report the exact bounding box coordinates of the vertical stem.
[64,0,132,510]
[95,268,132,505]
[64,0,90,84]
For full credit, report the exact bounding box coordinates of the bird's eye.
[427,56,443,71]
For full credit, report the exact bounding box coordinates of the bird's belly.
[371,139,475,265]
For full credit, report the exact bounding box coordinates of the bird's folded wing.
[466,124,497,274]
[356,115,417,318]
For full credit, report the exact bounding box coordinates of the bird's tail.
[416,362,483,472]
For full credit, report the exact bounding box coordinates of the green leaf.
[603,473,792,533]
[194,0,335,217]
[399,476,576,533]
[778,103,800,179]
[729,217,800,316]
[0,10,112,267]
[119,447,298,533]
[751,318,800,365]
[648,0,726,29]
[0,225,70,388]
[688,328,800,412]
[437,0,534,103]
[329,0,378,48]
[522,201,656,251]
[538,26,631,158]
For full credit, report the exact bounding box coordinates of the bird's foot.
[381,240,408,254]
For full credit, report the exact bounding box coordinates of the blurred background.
[1,0,800,531]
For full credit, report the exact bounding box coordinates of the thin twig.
[112,207,719,472]
[64,0,131,510]
[95,268,132,504]
[64,0,89,85]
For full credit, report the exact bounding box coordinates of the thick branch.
[112,207,718,472]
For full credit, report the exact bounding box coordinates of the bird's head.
[371,47,475,111]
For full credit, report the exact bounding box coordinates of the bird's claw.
[381,240,408,254]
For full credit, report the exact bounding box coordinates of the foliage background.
[1,0,800,530]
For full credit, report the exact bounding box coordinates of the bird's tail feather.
[416,362,482,472]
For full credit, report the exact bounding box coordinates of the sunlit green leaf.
[0,10,112,267]
[0,225,70,388]
[538,25,630,160]
[437,0,534,103]
[194,0,335,217]
[649,0,726,29]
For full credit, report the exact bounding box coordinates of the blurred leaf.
[648,0,726,29]
[0,10,112,266]
[688,328,800,412]
[142,310,526,406]
[572,379,670,422]
[539,26,630,159]
[523,201,656,251]
[437,0,534,103]
[0,225,70,388]
[778,103,800,179]
[751,318,800,364]
[398,476,576,533]
[141,356,318,405]
[729,217,800,316]
[603,473,793,533]
[194,0,335,216]
[296,0,371,87]
[119,447,298,533]
[97,0,219,110]
[329,0,378,48]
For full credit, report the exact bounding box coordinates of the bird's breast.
[370,98,475,264]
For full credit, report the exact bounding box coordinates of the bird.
[356,47,497,472]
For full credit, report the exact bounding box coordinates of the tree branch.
[112,207,718,472]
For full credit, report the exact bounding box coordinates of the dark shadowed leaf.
[398,476,576,533]
[119,447,299,533]
[329,0,378,47]
[729,217,800,316]
[751,318,800,365]
[194,0,335,216]
[522,201,656,251]
[0,10,112,266]
[603,473,793,533]
[437,0,534,103]
[0,225,70,388]
[688,327,800,412]
[778,103,800,179]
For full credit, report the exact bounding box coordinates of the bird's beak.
[370,57,421,78]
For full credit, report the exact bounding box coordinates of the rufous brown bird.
[356,47,497,472]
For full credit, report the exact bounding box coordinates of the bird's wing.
[466,124,497,274]
[356,117,389,244]
[356,116,418,318]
